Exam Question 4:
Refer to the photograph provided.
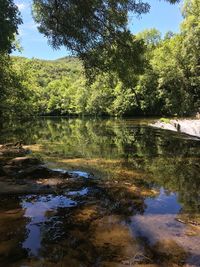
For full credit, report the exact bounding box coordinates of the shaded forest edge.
[1,0,200,120]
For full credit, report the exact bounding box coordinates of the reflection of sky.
[67,187,89,196]
[21,195,76,257]
[13,0,183,60]
[131,187,182,243]
[131,187,200,265]
[52,168,91,179]
[144,187,181,215]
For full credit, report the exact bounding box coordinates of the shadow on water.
[0,118,200,266]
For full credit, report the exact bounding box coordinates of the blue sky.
[13,0,184,60]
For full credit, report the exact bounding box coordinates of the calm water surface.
[0,118,200,267]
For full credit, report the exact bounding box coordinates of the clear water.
[0,118,199,267]
[22,195,76,257]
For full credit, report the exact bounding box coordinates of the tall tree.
[0,0,23,118]
[32,0,180,79]
[0,0,22,53]
[180,0,200,109]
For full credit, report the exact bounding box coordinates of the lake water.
[0,118,200,267]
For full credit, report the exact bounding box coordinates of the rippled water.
[0,118,200,267]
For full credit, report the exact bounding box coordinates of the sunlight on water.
[0,118,199,266]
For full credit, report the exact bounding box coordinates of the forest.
[1,1,200,266]
[1,0,199,119]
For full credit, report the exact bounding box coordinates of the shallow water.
[0,118,200,266]
[22,195,77,257]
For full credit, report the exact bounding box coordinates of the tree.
[32,0,180,79]
[164,31,175,40]
[137,28,161,47]
[0,0,22,53]
[180,0,200,110]
[0,54,35,119]
[0,0,23,118]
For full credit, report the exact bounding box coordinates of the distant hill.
[55,56,78,62]
[12,55,83,85]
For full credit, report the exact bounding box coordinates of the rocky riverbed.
[0,141,200,267]
[0,143,96,195]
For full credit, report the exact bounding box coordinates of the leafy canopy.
[0,0,22,53]
[32,0,180,78]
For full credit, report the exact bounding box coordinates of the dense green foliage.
[0,0,22,53]
[0,0,199,118]
[32,0,180,83]
[32,0,147,80]
[11,0,200,118]
[0,54,31,119]
[0,0,24,119]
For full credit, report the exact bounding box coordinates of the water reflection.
[21,195,76,257]
[144,188,181,215]
[132,188,200,266]
[1,118,198,213]
[0,118,200,266]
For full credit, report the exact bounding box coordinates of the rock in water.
[3,156,51,178]
[150,119,200,138]
[8,157,42,167]
[0,142,29,156]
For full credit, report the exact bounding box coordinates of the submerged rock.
[0,142,29,157]
[152,240,187,264]
[176,213,200,227]
[0,144,95,195]
[8,156,42,166]
[2,156,49,178]
[2,158,73,180]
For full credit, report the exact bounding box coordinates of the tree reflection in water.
[0,118,199,266]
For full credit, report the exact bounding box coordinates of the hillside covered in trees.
[1,0,200,119]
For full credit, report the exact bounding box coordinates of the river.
[0,118,200,267]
